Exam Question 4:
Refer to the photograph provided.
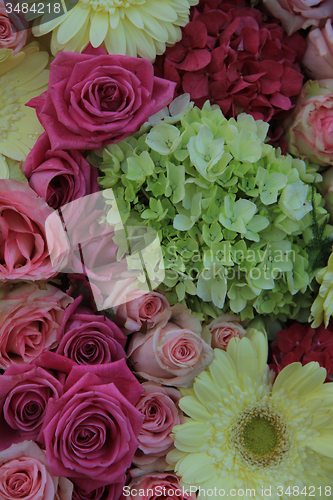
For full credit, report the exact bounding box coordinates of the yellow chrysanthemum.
[32,0,198,59]
[310,251,333,328]
[167,331,333,500]
[0,43,49,162]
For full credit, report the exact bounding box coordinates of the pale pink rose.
[207,314,247,350]
[263,0,333,35]
[128,305,214,387]
[133,383,184,471]
[125,473,197,500]
[0,1,28,54]
[0,179,68,281]
[285,79,333,166]
[0,282,72,369]
[304,20,333,79]
[0,441,72,500]
[114,292,170,334]
[321,167,333,221]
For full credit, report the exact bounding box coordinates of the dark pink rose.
[39,360,143,492]
[0,1,28,53]
[72,481,124,500]
[24,133,99,210]
[114,292,170,335]
[56,296,126,365]
[0,283,72,369]
[206,314,247,350]
[128,305,214,387]
[28,46,176,151]
[0,441,73,500]
[0,179,68,281]
[125,474,197,500]
[133,383,184,472]
[0,364,63,451]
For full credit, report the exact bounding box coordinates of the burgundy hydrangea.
[155,0,307,122]
[269,322,333,382]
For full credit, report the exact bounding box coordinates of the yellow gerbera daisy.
[167,331,333,500]
[0,154,26,182]
[0,42,49,161]
[32,0,198,60]
[310,251,333,328]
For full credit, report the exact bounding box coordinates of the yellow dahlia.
[167,331,333,499]
[310,251,333,328]
[0,43,49,161]
[32,0,198,59]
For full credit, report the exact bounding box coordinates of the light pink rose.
[0,179,67,281]
[114,292,170,335]
[0,441,72,500]
[285,79,333,166]
[0,364,63,451]
[304,20,333,80]
[206,314,247,350]
[321,167,333,221]
[0,1,28,54]
[133,382,184,471]
[126,473,197,500]
[263,0,333,35]
[0,282,72,369]
[128,305,214,387]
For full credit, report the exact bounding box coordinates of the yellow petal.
[90,10,109,47]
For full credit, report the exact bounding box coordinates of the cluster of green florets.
[91,96,330,321]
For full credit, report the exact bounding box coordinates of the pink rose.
[303,20,333,80]
[128,305,214,387]
[263,0,333,35]
[28,46,176,151]
[114,292,170,335]
[72,481,124,500]
[0,1,28,54]
[206,314,247,350]
[0,364,63,451]
[24,133,99,210]
[133,383,184,472]
[39,360,143,492]
[0,283,72,369]
[125,474,197,500]
[0,179,67,281]
[0,441,72,500]
[321,167,333,221]
[285,79,333,166]
[56,296,127,365]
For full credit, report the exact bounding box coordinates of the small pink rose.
[56,296,127,365]
[0,1,28,54]
[126,473,197,500]
[128,305,214,387]
[114,291,170,334]
[207,314,247,350]
[0,283,72,369]
[263,0,333,35]
[133,382,184,471]
[0,364,63,451]
[0,179,68,281]
[303,20,333,80]
[0,441,72,500]
[24,133,99,210]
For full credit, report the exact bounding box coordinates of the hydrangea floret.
[91,96,330,322]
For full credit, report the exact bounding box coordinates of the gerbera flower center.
[0,74,24,142]
[230,402,291,469]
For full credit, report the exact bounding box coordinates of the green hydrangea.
[90,97,331,322]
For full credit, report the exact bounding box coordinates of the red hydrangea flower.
[155,0,306,122]
[269,322,333,381]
